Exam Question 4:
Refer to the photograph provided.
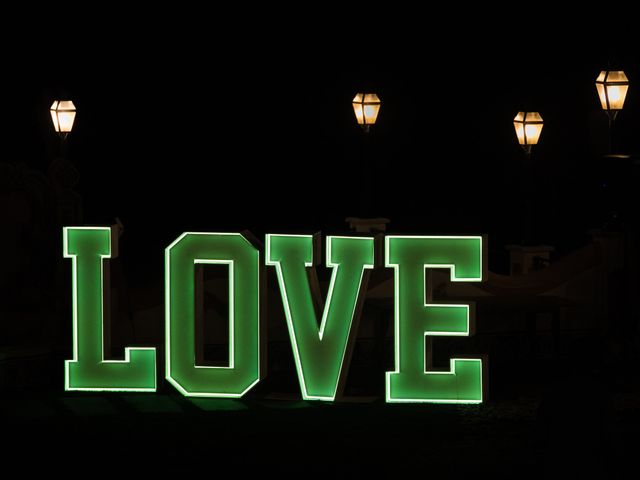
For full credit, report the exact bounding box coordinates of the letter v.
[266,234,374,401]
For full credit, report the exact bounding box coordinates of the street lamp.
[351,92,383,222]
[352,93,381,133]
[596,70,629,119]
[513,111,543,246]
[513,111,543,155]
[595,70,629,153]
[50,100,77,140]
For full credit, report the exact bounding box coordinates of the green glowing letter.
[385,236,485,403]
[166,232,261,397]
[64,227,156,391]
[266,234,374,400]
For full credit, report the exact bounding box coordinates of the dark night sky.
[5,17,640,281]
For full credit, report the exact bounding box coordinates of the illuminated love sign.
[63,227,486,404]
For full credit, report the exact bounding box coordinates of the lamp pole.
[59,132,69,161]
[607,111,617,154]
[352,93,381,218]
[361,123,373,215]
[49,99,82,225]
[513,111,544,245]
[522,147,533,245]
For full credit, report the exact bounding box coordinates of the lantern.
[352,93,381,132]
[50,100,77,139]
[513,112,543,153]
[595,70,629,118]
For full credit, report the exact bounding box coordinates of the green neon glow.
[63,227,156,392]
[266,234,374,401]
[165,232,261,398]
[385,236,484,404]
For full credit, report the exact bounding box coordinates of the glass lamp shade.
[513,111,543,146]
[352,93,381,128]
[50,100,77,134]
[595,71,629,111]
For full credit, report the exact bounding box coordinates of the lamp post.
[351,93,384,223]
[49,99,82,225]
[513,111,544,245]
[595,70,629,153]
[348,92,389,230]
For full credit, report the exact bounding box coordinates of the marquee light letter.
[266,234,374,400]
[63,227,156,391]
[385,236,485,403]
[166,232,261,397]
